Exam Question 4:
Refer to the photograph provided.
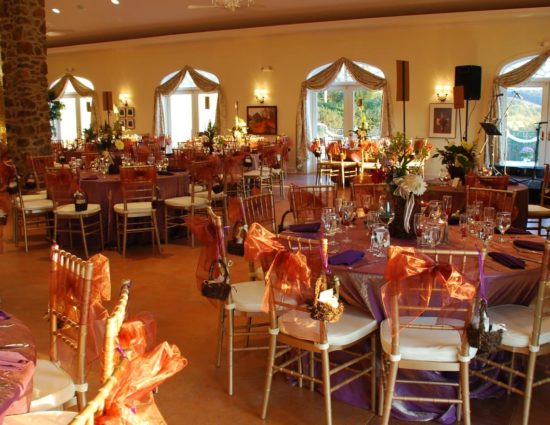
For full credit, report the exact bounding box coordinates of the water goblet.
[442,195,453,220]
[477,220,495,245]
[378,200,395,228]
[366,211,380,252]
[483,206,496,222]
[373,226,390,258]
[459,213,469,239]
[495,211,511,243]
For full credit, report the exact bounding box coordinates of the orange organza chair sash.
[185,215,220,292]
[244,223,284,262]
[382,246,477,331]
[118,313,158,360]
[97,342,187,425]
[327,142,341,158]
[261,249,313,313]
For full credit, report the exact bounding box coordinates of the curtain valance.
[49,74,100,127]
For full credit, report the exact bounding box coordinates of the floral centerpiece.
[231,117,248,144]
[433,139,478,181]
[520,146,534,162]
[377,133,431,238]
[199,121,217,154]
[309,139,321,158]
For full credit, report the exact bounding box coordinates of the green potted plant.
[48,90,64,138]
[433,140,478,182]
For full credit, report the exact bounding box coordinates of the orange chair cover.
[118,313,158,361]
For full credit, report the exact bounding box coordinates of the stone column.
[0,0,50,175]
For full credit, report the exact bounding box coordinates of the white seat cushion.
[165,196,209,209]
[30,359,75,412]
[279,306,377,346]
[243,169,271,177]
[195,190,224,200]
[20,199,53,212]
[189,184,204,194]
[55,203,101,216]
[113,201,153,217]
[380,316,477,362]
[527,204,550,218]
[231,280,264,312]
[18,191,48,202]
[4,411,77,424]
[488,304,550,348]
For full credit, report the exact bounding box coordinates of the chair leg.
[507,351,516,395]
[79,216,89,259]
[216,301,225,368]
[53,214,58,245]
[261,331,278,419]
[460,361,471,425]
[22,212,29,252]
[122,215,128,257]
[297,349,303,388]
[381,360,399,425]
[98,213,104,251]
[227,304,235,396]
[115,214,120,253]
[522,351,537,425]
[321,349,332,425]
[245,316,252,347]
[164,207,169,244]
[309,351,315,391]
[370,334,377,413]
[152,213,162,254]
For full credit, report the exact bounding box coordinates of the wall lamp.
[436,85,451,102]
[254,88,268,104]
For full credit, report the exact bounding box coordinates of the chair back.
[239,191,277,233]
[45,167,80,208]
[223,152,246,197]
[530,233,550,348]
[384,246,485,360]
[119,165,157,206]
[539,164,550,207]
[288,184,336,224]
[49,245,95,394]
[29,154,54,190]
[260,144,283,171]
[351,182,389,209]
[266,234,329,344]
[466,186,517,216]
[190,158,221,201]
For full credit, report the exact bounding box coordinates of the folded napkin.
[513,240,545,252]
[81,174,99,180]
[288,222,321,233]
[157,171,174,176]
[0,311,10,320]
[488,252,526,269]
[167,166,184,172]
[506,227,531,235]
[328,249,365,266]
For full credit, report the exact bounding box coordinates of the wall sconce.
[435,85,451,102]
[254,88,268,104]
[119,93,131,106]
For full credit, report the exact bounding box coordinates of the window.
[498,56,550,166]
[161,70,219,144]
[50,77,93,143]
[307,62,384,141]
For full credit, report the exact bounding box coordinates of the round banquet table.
[422,181,529,229]
[0,311,36,421]
[79,171,189,245]
[284,224,541,423]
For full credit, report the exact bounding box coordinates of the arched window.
[307,62,385,140]
[49,76,94,142]
[498,56,550,166]
[161,69,219,143]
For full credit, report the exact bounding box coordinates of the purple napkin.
[157,171,174,176]
[0,311,10,320]
[81,175,98,180]
[506,227,531,235]
[488,252,526,269]
[513,240,545,252]
[329,250,365,266]
[288,222,321,233]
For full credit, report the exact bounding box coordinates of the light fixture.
[254,88,268,104]
[436,85,451,102]
[111,0,120,5]
[260,66,273,72]
[215,0,254,12]
[119,93,131,106]
[52,8,61,14]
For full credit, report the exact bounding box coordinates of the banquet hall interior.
[2,0,550,424]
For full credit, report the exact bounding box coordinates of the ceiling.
[45,0,549,48]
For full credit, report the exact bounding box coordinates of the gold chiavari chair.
[114,165,162,256]
[206,207,270,396]
[239,191,277,234]
[45,168,103,259]
[472,233,550,425]
[29,154,55,191]
[380,247,486,425]
[261,235,378,425]
[466,186,517,218]
[527,163,550,235]
[288,184,336,225]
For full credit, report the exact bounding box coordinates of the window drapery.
[489,49,550,162]
[295,57,393,169]
[49,74,100,127]
[153,65,225,136]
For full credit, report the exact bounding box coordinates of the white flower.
[393,174,427,199]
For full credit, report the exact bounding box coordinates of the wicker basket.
[309,274,344,323]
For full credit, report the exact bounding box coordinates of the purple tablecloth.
[80,171,189,245]
[0,312,36,421]
[329,226,540,422]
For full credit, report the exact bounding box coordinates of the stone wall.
[0,0,50,175]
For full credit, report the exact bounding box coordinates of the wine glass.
[365,211,380,252]
[341,202,356,243]
[373,226,390,258]
[378,200,395,228]
[459,213,469,239]
[361,194,373,215]
[442,195,453,221]
[495,211,511,242]
[428,200,442,222]
[477,220,495,245]
[414,213,426,247]
[439,168,451,185]
[483,206,496,222]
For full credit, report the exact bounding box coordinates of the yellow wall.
[47,10,550,175]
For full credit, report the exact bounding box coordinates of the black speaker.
[454,65,481,100]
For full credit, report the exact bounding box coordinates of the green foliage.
[433,140,477,172]
[48,90,64,137]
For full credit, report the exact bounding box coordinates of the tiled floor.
[1,173,550,424]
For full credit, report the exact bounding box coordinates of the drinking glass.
[428,200,442,222]
[483,206,496,222]
[361,194,373,215]
[442,195,453,220]
[378,200,395,228]
[341,203,355,243]
[495,211,511,242]
[474,201,484,221]
[414,213,426,247]
[439,167,451,185]
[366,211,380,252]
[373,226,390,257]
[459,213,469,239]
[425,225,441,248]
[477,220,494,244]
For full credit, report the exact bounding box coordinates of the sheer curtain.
[153,66,225,136]
[489,49,550,162]
[296,57,393,169]
[49,74,100,126]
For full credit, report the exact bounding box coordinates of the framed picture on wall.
[125,118,135,130]
[118,107,126,118]
[429,103,456,138]
[246,106,277,135]
[126,107,135,118]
